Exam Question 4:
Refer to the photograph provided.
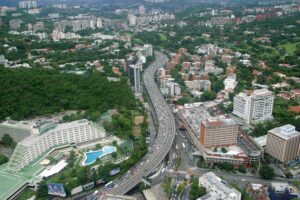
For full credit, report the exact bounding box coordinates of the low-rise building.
[9,19,21,30]
[198,172,241,200]
[269,182,299,200]
[246,183,268,200]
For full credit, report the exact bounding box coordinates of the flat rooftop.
[235,89,274,99]
[179,102,226,136]
[0,163,43,200]
[199,172,241,199]
[15,119,92,147]
[202,117,237,127]
[269,124,300,140]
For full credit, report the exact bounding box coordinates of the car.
[93,190,99,195]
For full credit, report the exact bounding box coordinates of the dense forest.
[0,66,136,120]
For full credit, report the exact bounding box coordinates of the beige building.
[200,118,238,148]
[266,124,300,163]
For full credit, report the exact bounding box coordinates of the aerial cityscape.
[0,0,299,200]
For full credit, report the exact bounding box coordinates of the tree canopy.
[259,164,275,179]
[0,67,136,120]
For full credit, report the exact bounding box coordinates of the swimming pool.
[83,146,116,166]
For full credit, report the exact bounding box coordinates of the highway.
[98,51,176,196]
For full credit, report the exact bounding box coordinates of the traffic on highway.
[95,51,176,197]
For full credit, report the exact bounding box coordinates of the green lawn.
[279,42,299,55]
[159,33,167,41]
[16,189,35,200]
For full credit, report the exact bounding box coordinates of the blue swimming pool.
[83,146,116,166]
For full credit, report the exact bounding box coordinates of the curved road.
[99,51,176,196]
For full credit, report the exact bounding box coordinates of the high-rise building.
[138,5,146,15]
[200,118,238,148]
[19,1,37,9]
[166,82,181,96]
[233,89,274,123]
[128,64,141,93]
[128,14,137,26]
[265,124,300,163]
[96,18,103,28]
[33,21,44,32]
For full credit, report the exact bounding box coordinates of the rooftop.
[269,124,300,140]
[202,117,237,127]
[254,135,268,147]
[38,160,68,178]
[235,89,274,99]
[18,119,92,146]
[199,172,241,199]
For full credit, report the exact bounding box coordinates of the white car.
[93,190,99,195]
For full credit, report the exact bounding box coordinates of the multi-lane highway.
[98,51,176,196]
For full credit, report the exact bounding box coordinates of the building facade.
[6,119,106,172]
[265,124,300,163]
[200,118,238,148]
[128,64,141,93]
[233,89,274,123]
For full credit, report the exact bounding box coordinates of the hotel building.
[5,119,106,172]
[200,118,238,148]
[233,89,274,123]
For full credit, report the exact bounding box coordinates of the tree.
[285,172,293,179]
[0,67,137,121]
[77,167,88,183]
[177,182,185,194]
[95,144,102,149]
[67,150,76,167]
[238,165,246,173]
[189,178,206,200]
[177,96,190,105]
[111,152,117,160]
[0,154,8,165]
[259,165,275,179]
[218,162,235,172]
[200,91,216,101]
[1,134,14,146]
[36,180,48,199]
[221,147,227,153]
[161,176,172,196]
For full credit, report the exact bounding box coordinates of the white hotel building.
[233,89,274,124]
[5,119,106,172]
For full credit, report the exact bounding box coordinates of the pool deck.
[82,146,116,166]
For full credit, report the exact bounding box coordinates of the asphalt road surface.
[95,51,176,197]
